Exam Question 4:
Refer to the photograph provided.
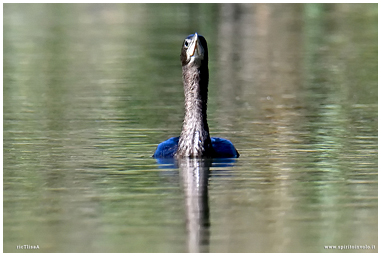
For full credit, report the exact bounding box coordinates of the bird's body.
[153,136,239,158]
[153,33,239,159]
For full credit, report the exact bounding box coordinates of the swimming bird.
[153,33,239,159]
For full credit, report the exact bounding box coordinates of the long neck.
[176,65,212,157]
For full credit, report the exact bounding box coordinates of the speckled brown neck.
[175,64,213,158]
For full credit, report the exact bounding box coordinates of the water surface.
[3,3,377,253]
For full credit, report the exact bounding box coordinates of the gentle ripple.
[4,3,377,253]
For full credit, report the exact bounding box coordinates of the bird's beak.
[187,33,203,60]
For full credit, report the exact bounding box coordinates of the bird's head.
[180,33,208,67]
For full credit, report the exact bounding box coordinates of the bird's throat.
[176,65,212,157]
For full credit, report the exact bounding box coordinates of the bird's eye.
[184,40,189,48]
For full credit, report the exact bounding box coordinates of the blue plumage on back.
[153,136,239,159]
[210,137,239,158]
[153,137,179,158]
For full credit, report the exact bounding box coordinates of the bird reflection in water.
[178,158,212,253]
[156,155,237,252]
